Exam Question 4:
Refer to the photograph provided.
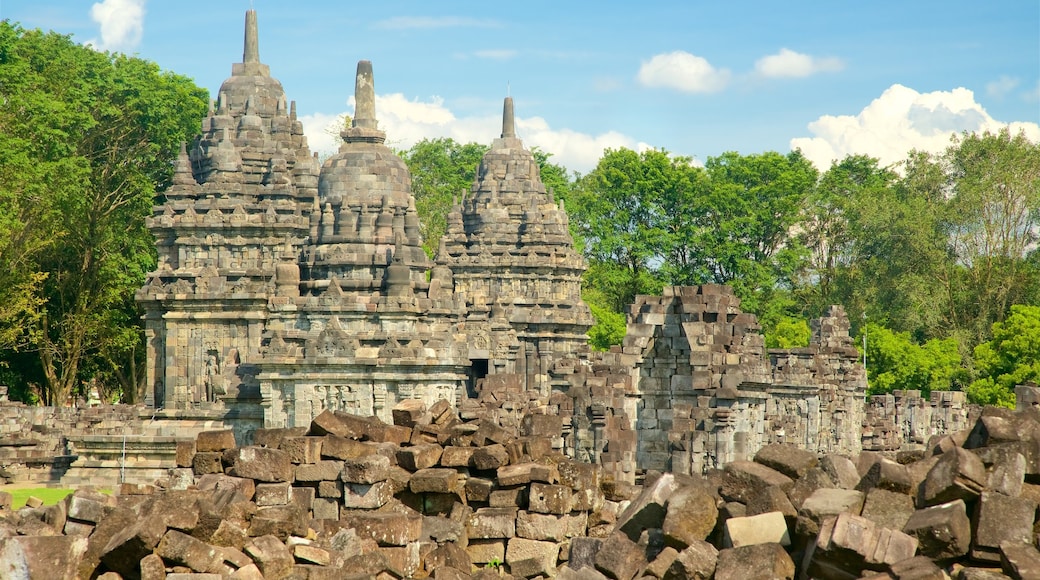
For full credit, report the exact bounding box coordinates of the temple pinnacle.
[502,97,516,138]
[353,61,377,129]
[243,10,260,64]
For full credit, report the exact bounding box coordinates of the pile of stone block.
[4,400,1040,579]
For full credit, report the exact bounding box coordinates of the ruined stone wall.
[862,389,979,452]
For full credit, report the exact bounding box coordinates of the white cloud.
[791,83,1040,170]
[986,75,1020,99]
[85,0,145,52]
[472,49,518,60]
[300,94,639,174]
[636,51,730,94]
[754,48,843,78]
[375,16,500,30]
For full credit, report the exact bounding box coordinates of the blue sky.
[2,0,1038,173]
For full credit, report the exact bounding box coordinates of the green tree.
[0,23,207,404]
[398,138,489,257]
[968,304,1040,407]
[861,323,964,397]
[765,317,811,349]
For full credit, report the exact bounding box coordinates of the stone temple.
[135,11,969,483]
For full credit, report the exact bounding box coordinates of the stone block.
[516,510,588,542]
[796,488,865,536]
[858,457,913,494]
[176,439,196,468]
[472,444,510,470]
[156,529,227,574]
[0,536,87,580]
[820,454,861,490]
[720,460,793,504]
[860,488,916,532]
[489,485,527,508]
[65,489,114,524]
[714,543,794,580]
[227,446,291,483]
[192,451,225,475]
[342,481,394,509]
[410,468,459,494]
[396,443,443,471]
[341,454,391,484]
[1000,541,1040,580]
[294,544,331,566]
[243,535,294,580]
[466,539,506,565]
[498,462,537,486]
[320,434,376,460]
[569,536,603,570]
[293,459,343,482]
[279,436,323,464]
[809,512,918,578]
[919,447,987,507]
[466,477,495,502]
[467,507,517,539]
[196,429,236,452]
[595,531,648,580]
[616,472,680,540]
[254,482,292,506]
[521,414,563,438]
[972,492,1036,562]
[309,409,364,439]
[662,484,718,549]
[754,444,819,479]
[528,482,572,515]
[506,537,561,578]
[392,399,426,427]
[440,446,476,467]
[903,499,971,560]
[426,542,472,574]
[723,511,790,548]
[663,540,718,580]
[311,497,339,520]
[252,427,308,449]
[99,516,168,578]
[343,511,422,546]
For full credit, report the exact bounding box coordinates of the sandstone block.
[720,460,793,504]
[320,434,376,460]
[616,472,680,540]
[467,506,518,540]
[227,446,291,482]
[244,535,294,580]
[345,511,422,546]
[723,511,790,548]
[754,444,819,479]
[472,444,510,470]
[663,540,718,580]
[0,536,87,580]
[529,482,572,515]
[860,487,916,532]
[310,409,364,439]
[66,489,114,524]
[919,447,987,507]
[156,529,227,574]
[99,516,168,578]
[341,454,391,484]
[279,436,323,464]
[466,539,506,565]
[796,488,865,536]
[176,439,196,468]
[410,467,459,494]
[662,484,718,549]
[858,457,913,494]
[1000,541,1040,580]
[440,446,476,467]
[293,459,343,482]
[293,544,331,566]
[714,543,794,580]
[972,492,1036,562]
[466,477,495,502]
[516,510,588,542]
[397,443,443,471]
[498,462,537,486]
[820,454,862,490]
[569,536,603,571]
[252,427,308,449]
[195,474,256,501]
[392,399,426,427]
[595,531,648,580]
[254,482,293,506]
[196,429,236,452]
[342,481,395,509]
[506,537,561,578]
[903,499,971,560]
[809,512,919,577]
[192,451,225,475]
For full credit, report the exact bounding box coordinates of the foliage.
[765,317,811,349]
[583,285,628,351]
[0,23,207,404]
[861,323,964,397]
[398,138,488,257]
[968,304,1040,407]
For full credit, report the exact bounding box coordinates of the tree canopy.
[0,22,207,404]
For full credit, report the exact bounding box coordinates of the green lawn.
[5,488,84,509]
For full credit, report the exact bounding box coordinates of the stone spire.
[501,97,516,138]
[243,10,260,64]
[340,60,385,144]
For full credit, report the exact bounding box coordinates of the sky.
[1,0,1038,174]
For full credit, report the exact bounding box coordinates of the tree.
[0,23,207,404]
[968,304,1040,407]
[861,323,964,397]
[398,138,488,257]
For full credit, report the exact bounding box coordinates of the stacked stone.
[864,390,977,453]
[8,392,1040,578]
[438,97,594,396]
[136,9,318,412]
[256,60,471,429]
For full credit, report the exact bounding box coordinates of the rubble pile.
[3,401,1040,579]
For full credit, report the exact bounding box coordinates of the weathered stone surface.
[244,535,294,580]
[196,473,256,501]
[506,537,560,578]
[278,436,323,464]
[472,444,510,470]
[796,488,865,536]
[972,492,1036,561]
[858,457,913,494]
[528,481,572,515]
[467,507,517,539]
[196,430,236,452]
[397,444,443,471]
[723,511,790,548]
[714,543,794,580]
[410,468,459,494]
[99,516,168,578]
[498,462,537,486]
[227,446,291,482]
[516,510,587,542]
[156,529,227,574]
[0,536,88,580]
[1001,541,1040,580]
[341,454,391,484]
[753,444,819,479]
[616,472,680,540]
[919,447,987,507]
[809,512,919,578]
[903,499,972,560]
[595,531,648,580]
[860,487,916,532]
[720,460,793,504]
[254,482,292,506]
[662,484,718,549]
[820,454,862,490]
[293,459,343,482]
[662,540,718,580]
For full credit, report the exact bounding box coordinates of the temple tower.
[438,98,594,394]
[136,10,317,413]
[256,61,470,427]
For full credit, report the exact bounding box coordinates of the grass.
[4,487,109,509]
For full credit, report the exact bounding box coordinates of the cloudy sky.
[2,0,1038,173]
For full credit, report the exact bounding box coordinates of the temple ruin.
[0,10,981,488]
